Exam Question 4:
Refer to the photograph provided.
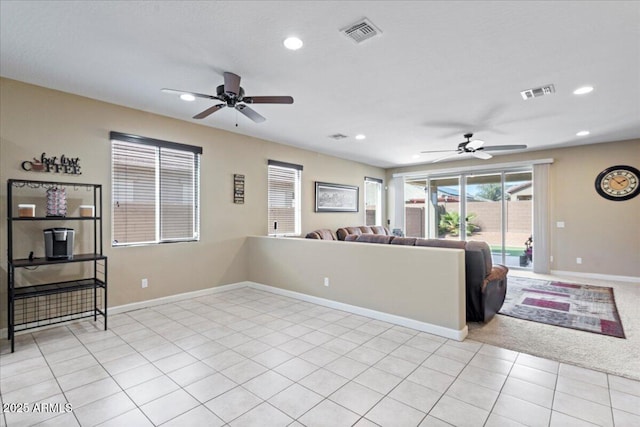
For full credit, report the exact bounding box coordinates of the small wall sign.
[234,174,245,204]
[21,153,82,175]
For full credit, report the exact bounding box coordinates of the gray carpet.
[468,272,640,381]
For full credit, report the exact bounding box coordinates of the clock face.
[595,165,640,201]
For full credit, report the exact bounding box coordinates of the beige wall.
[1,77,637,334]
[0,78,384,328]
[247,236,466,338]
[387,139,640,278]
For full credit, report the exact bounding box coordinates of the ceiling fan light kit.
[162,72,293,123]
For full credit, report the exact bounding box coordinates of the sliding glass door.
[466,173,504,262]
[504,171,533,268]
[404,169,533,269]
[404,179,427,237]
[427,176,461,240]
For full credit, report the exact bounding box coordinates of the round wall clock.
[594,165,640,201]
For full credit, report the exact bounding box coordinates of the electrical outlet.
[576,258,582,264]
[141,278,148,288]
[556,221,565,228]
[324,277,330,287]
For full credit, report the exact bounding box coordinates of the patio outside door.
[404,170,533,269]
[465,171,533,268]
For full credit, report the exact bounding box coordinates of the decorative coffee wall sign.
[234,174,245,204]
[21,153,82,175]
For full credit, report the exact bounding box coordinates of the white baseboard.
[0,282,251,339]
[108,281,251,315]
[550,270,640,283]
[3,280,468,342]
[110,281,468,341]
[246,281,468,341]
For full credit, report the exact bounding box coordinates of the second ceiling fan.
[422,133,527,163]
[162,72,293,123]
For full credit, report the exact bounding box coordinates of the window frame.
[364,176,383,226]
[110,131,202,247]
[267,159,302,237]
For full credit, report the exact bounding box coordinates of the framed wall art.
[234,174,245,204]
[315,181,359,212]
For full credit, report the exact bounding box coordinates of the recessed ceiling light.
[573,86,594,95]
[412,154,421,159]
[180,94,195,101]
[283,37,303,50]
[355,134,366,140]
[576,130,590,136]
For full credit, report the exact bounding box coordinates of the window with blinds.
[268,160,302,236]
[365,177,383,226]
[111,132,201,246]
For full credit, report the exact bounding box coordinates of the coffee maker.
[44,228,75,260]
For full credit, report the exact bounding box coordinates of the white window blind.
[111,132,201,246]
[268,160,302,236]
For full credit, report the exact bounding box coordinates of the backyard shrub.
[438,211,480,236]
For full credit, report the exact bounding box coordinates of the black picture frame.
[315,182,359,212]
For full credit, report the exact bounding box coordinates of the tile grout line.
[69,313,158,427]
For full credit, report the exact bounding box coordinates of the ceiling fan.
[421,133,527,163]
[162,72,293,123]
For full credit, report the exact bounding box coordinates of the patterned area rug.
[499,277,625,338]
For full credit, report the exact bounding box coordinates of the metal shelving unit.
[6,179,107,352]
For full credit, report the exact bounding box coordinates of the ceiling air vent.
[340,18,382,44]
[329,133,348,140]
[520,84,555,100]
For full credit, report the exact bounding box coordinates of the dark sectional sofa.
[305,226,508,323]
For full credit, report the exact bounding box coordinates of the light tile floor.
[1,287,639,427]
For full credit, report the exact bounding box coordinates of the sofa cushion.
[336,225,391,240]
[305,229,337,240]
[317,229,337,240]
[390,237,417,245]
[355,234,394,244]
[336,227,362,240]
[415,239,466,249]
[369,226,389,235]
[344,234,359,241]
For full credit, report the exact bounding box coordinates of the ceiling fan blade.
[223,72,241,96]
[472,150,493,160]
[421,149,458,154]
[432,152,462,163]
[467,139,485,150]
[193,104,225,119]
[161,88,220,100]
[482,144,528,151]
[242,96,294,104]
[236,104,266,123]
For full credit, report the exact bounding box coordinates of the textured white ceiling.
[1,1,639,168]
